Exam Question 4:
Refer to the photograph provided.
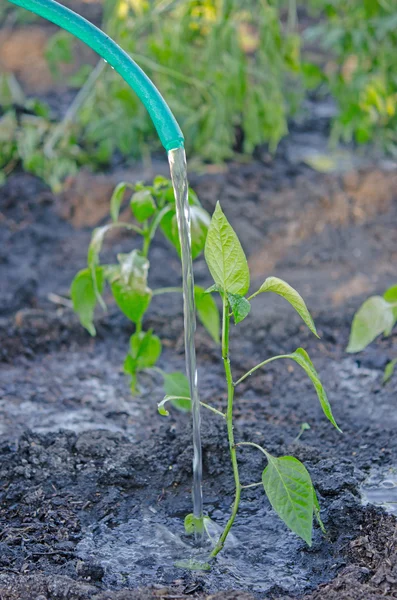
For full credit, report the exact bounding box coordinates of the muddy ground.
[0,126,397,600]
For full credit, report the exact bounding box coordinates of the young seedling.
[71,176,220,402]
[159,202,341,558]
[347,283,397,383]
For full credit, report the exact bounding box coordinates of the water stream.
[168,148,203,536]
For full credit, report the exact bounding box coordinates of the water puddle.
[76,500,318,595]
[361,467,397,517]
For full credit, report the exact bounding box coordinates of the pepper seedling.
[347,283,397,383]
[159,202,341,557]
[71,176,220,401]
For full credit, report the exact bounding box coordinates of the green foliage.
[74,0,300,164]
[251,276,318,337]
[288,348,341,432]
[383,359,397,384]
[163,371,191,413]
[262,454,315,546]
[227,293,251,324]
[0,73,105,192]
[347,283,397,383]
[194,286,220,343]
[305,0,397,154]
[160,201,339,558]
[71,176,219,397]
[204,202,250,296]
[71,267,104,336]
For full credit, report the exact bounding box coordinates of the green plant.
[71,176,219,401]
[305,0,397,154]
[347,283,397,383]
[79,0,301,163]
[0,73,106,192]
[159,202,341,558]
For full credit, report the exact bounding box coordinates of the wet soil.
[0,140,397,599]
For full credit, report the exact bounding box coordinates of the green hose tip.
[7,0,184,152]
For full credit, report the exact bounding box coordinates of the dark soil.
[0,132,397,599]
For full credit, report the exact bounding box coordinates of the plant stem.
[152,286,183,296]
[210,295,241,558]
[200,402,225,419]
[234,353,291,386]
[236,441,269,458]
[241,481,263,489]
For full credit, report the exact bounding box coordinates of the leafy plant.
[71,176,219,399]
[0,73,106,192]
[347,284,397,383]
[159,202,341,558]
[305,0,397,154]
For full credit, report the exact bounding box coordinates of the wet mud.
[0,129,397,599]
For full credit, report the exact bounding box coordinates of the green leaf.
[255,277,318,337]
[124,330,162,391]
[262,454,314,546]
[346,296,394,353]
[204,202,249,295]
[174,558,211,571]
[110,182,128,222]
[184,513,204,535]
[383,358,397,384]
[160,205,210,260]
[313,488,326,534]
[163,371,191,412]
[157,395,190,416]
[383,284,397,335]
[87,225,109,310]
[87,225,109,269]
[70,268,104,336]
[227,293,251,324]
[289,348,342,432]
[204,284,222,295]
[109,250,152,323]
[195,286,220,343]
[130,189,156,222]
[190,206,211,259]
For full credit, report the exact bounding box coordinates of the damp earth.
[1,107,397,598]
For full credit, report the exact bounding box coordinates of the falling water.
[168,147,203,539]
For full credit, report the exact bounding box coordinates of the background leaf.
[204,202,249,295]
[163,371,191,412]
[110,182,127,222]
[160,205,210,260]
[256,277,318,337]
[347,296,394,353]
[383,284,397,335]
[262,454,314,546]
[130,189,156,222]
[124,330,162,391]
[109,250,152,323]
[383,358,397,384]
[70,268,104,336]
[195,286,220,343]
[313,488,326,534]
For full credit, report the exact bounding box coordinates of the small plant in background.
[347,284,397,383]
[305,0,397,154]
[0,0,302,190]
[159,202,341,558]
[71,176,219,402]
[0,73,108,192]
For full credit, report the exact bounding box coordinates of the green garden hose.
[7,0,184,152]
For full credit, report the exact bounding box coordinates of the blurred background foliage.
[0,0,397,190]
